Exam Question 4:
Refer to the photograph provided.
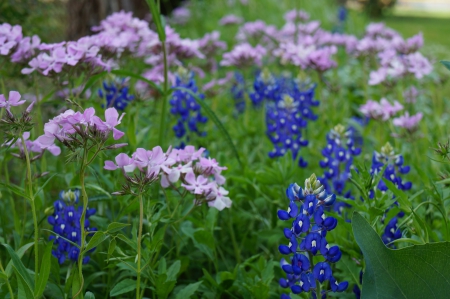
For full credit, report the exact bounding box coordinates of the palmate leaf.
[352,212,450,299]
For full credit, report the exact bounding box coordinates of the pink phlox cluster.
[359,98,403,121]
[236,20,278,47]
[36,107,124,150]
[0,23,40,62]
[220,43,267,68]
[219,14,243,26]
[393,112,423,130]
[104,145,231,210]
[199,31,227,57]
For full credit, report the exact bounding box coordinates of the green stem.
[21,136,39,276]
[157,40,169,147]
[136,193,144,299]
[74,146,89,299]
[0,260,14,299]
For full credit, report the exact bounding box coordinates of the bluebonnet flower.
[278,174,348,298]
[319,124,362,213]
[98,78,134,111]
[266,82,318,167]
[230,71,246,113]
[47,189,97,264]
[170,68,208,141]
[249,68,279,106]
[370,142,411,246]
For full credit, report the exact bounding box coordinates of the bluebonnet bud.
[371,142,411,246]
[278,174,348,298]
[47,189,97,264]
[319,124,362,213]
[230,71,246,114]
[170,68,208,141]
[98,78,134,111]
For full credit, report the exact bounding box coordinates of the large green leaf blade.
[352,212,450,299]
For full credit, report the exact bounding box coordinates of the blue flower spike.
[278,174,348,299]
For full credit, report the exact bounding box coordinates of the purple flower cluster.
[47,189,97,264]
[104,145,231,210]
[278,174,348,298]
[36,107,124,151]
[359,98,403,121]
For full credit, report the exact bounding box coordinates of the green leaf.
[440,60,450,71]
[145,0,166,42]
[85,291,95,299]
[85,231,108,252]
[352,212,450,299]
[3,244,34,288]
[107,239,116,261]
[110,278,136,296]
[107,222,130,233]
[4,242,34,276]
[34,241,53,297]
[166,260,181,282]
[0,182,29,200]
[79,71,108,98]
[175,281,203,299]
[174,87,242,167]
[111,69,162,94]
[14,266,34,299]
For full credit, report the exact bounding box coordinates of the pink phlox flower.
[206,185,232,211]
[379,98,403,120]
[181,171,212,195]
[0,91,26,111]
[104,153,135,171]
[93,108,125,140]
[0,36,17,55]
[393,112,423,130]
[160,161,193,187]
[405,52,432,79]
[179,146,205,163]
[368,68,388,86]
[284,9,310,22]
[199,157,227,175]
[132,146,172,177]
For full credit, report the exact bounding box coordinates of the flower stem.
[136,193,144,299]
[0,260,14,299]
[74,146,89,299]
[158,40,169,147]
[21,135,39,276]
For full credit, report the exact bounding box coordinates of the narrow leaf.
[145,0,166,42]
[34,241,53,297]
[34,173,57,198]
[3,244,34,288]
[110,278,136,296]
[107,222,130,233]
[85,232,108,252]
[14,266,34,299]
[5,242,34,276]
[175,281,203,299]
